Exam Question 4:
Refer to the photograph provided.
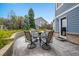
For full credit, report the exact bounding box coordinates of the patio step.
[57,37,67,41]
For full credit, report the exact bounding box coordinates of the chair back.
[31,30,38,38]
[41,32,48,38]
[47,31,53,43]
[24,31,32,41]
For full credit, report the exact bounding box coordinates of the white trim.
[59,17,61,36]
[59,16,67,39]
[55,4,79,19]
[56,3,63,10]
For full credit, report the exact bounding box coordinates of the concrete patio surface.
[12,36,79,56]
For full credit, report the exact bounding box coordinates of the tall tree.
[17,16,24,29]
[8,10,17,29]
[28,8,36,29]
[0,18,5,25]
[24,15,30,30]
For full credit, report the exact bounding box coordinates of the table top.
[28,29,52,33]
[37,29,52,32]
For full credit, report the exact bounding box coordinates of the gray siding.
[67,7,79,33]
[56,3,78,16]
[56,6,79,33]
[55,3,79,33]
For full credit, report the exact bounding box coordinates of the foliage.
[24,15,30,30]
[39,23,53,30]
[0,38,12,49]
[17,16,24,29]
[28,8,36,29]
[0,30,17,38]
[0,9,36,30]
[6,10,25,30]
[0,30,21,49]
[0,18,5,25]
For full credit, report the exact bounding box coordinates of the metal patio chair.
[47,31,54,43]
[41,31,54,50]
[31,30,39,42]
[24,31,32,42]
[24,31,36,49]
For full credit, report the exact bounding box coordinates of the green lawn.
[0,30,22,49]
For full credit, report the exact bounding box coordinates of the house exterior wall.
[56,3,78,16]
[35,17,48,29]
[56,3,62,9]
[55,18,59,32]
[53,19,59,37]
[67,7,79,33]
[55,3,79,44]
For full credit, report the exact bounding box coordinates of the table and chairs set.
[24,29,53,50]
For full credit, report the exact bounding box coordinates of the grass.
[0,30,22,49]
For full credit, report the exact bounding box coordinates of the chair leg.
[27,40,36,49]
[42,43,51,50]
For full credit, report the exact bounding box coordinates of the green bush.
[0,30,21,49]
[0,38,12,49]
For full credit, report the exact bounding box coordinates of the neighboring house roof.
[35,17,48,27]
[35,17,48,23]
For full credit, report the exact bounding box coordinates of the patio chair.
[46,31,53,43]
[31,30,39,42]
[41,31,53,50]
[24,31,32,42]
[24,31,36,49]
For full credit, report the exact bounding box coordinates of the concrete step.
[56,37,67,41]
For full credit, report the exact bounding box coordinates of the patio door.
[60,17,67,39]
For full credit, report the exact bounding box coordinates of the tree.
[0,18,5,25]
[24,15,30,30]
[8,10,17,29]
[28,8,36,29]
[17,16,24,29]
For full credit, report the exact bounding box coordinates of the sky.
[0,3,55,23]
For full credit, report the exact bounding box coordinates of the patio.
[12,35,79,56]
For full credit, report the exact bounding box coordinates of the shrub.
[0,30,21,49]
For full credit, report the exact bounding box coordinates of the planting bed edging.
[0,31,24,56]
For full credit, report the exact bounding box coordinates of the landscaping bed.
[0,30,22,49]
